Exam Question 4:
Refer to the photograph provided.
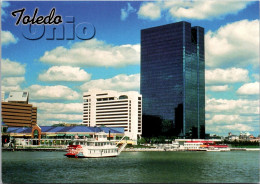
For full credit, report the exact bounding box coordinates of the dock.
[2,147,66,151]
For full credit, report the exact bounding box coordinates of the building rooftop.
[6,126,125,134]
[7,91,29,104]
[7,127,32,133]
[2,122,7,126]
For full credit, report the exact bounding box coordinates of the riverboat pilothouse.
[65,131,127,158]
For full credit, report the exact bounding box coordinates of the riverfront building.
[1,92,38,127]
[83,89,142,141]
[4,126,124,139]
[141,21,205,138]
[2,125,125,146]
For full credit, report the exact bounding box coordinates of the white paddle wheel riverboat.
[65,131,127,158]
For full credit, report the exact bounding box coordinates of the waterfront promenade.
[124,147,260,151]
[2,147,259,152]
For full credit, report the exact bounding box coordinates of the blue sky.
[1,1,259,136]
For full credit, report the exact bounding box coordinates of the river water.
[1,151,259,183]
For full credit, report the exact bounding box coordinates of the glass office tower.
[141,21,205,138]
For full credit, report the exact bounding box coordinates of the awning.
[46,134,57,137]
[65,134,75,136]
[57,134,65,136]
[11,134,31,137]
[78,134,90,136]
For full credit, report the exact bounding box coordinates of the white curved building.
[83,89,142,141]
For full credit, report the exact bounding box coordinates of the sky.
[1,0,259,136]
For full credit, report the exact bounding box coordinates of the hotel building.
[83,89,142,140]
[141,21,205,138]
[1,92,37,127]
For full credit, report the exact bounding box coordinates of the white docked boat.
[65,131,127,158]
[183,141,230,151]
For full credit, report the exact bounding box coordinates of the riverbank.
[230,148,260,151]
[2,147,260,152]
[124,148,260,152]
[2,147,66,151]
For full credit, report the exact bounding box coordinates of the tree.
[137,137,146,145]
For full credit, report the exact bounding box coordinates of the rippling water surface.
[2,151,259,183]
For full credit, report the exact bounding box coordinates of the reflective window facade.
[141,21,205,138]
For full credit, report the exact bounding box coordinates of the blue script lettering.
[21,16,95,40]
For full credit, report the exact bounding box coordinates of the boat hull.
[77,155,117,158]
[64,153,118,158]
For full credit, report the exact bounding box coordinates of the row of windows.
[96,123,128,126]
[96,119,128,122]
[96,93,108,96]
[97,97,114,101]
[95,110,128,114]
[96,116,128,120]
[96,113,128,117]
[96,103,128,108]
[96,100,128,105]
[96,107,128,111]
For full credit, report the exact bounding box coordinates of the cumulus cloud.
[206,98,259,135]
[37,120,82,126]
[1,58,26,76]
[237,82,259,96]
[222,124,255,132]
[206,68,249,85]
[167,1,249,20]
[2,77,25,86]
[1,59,26,92]
[121,3,136,21]
[206,98,259,115]
[207,123,254,134]
[206,114,256,134]
[32,102,83,125]
[138,2,161,20]
[1,30,18,46]
[80,73,140,92]
[39,39,140,67]
[38,113,82,121]
[1,2,10,20]
[31,102,83,113]
[137,1,250,20]
[1,85,22,92]
[206,85,229,92]
[206,19,259,68]
[38,66,91,82]
[207,114,254,125]
[26,85,80,100]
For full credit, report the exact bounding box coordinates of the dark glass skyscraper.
[141,21,205,138]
